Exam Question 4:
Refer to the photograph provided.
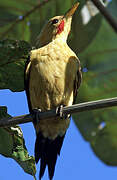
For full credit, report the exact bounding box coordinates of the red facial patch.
[57,20,64,34]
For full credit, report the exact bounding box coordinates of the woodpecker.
[25,2,82,180]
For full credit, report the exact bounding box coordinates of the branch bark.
[0,97,117,127]
[91,0,117,33]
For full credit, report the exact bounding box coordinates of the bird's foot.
[56,105,67,119]
[32,108,42,124]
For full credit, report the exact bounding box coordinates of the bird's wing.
[73,58,82,104]
[24,56,32,113]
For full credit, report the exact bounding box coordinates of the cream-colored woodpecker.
[25,2,82,180]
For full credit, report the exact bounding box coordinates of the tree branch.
[0,0,53,38]
[0,97,117,127]
[91,0,117,33]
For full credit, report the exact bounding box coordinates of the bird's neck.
[52,32,68,44]
[36,32,68,48]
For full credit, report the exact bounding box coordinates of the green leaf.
[0,106,36,177]
[0,39,32,91]
[0,106,11,119]
[0,8,17,27]
[73,0,117,166]
[68,5,102,53]
[91,121,117,166]
[107,0,117,18]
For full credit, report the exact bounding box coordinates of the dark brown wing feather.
[73,58,82,104]
[24,56,32,113]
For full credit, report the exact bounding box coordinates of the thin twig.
[91,0,117,33]
[0,0,53,38]
[0,97,117,127]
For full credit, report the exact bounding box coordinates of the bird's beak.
[64,2,79,19]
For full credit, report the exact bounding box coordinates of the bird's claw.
[56,105,67,119]
[32,108,42,124]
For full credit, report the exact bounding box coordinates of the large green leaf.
[0,39,31,91]
[91,121,117,166]
[68,2,102,53]
[73,0,117,166]
[0,106,36,178]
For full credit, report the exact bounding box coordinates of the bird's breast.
[30,47,77,109]
[29,45,78,138]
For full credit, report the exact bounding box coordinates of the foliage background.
[0,0,117,179]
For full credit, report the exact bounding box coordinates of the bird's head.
[36,2,79,47]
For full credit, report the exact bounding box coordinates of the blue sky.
[0,89,117,180]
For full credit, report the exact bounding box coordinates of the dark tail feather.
[35,132,65,180]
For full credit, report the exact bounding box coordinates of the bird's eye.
[52,19,59,24]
